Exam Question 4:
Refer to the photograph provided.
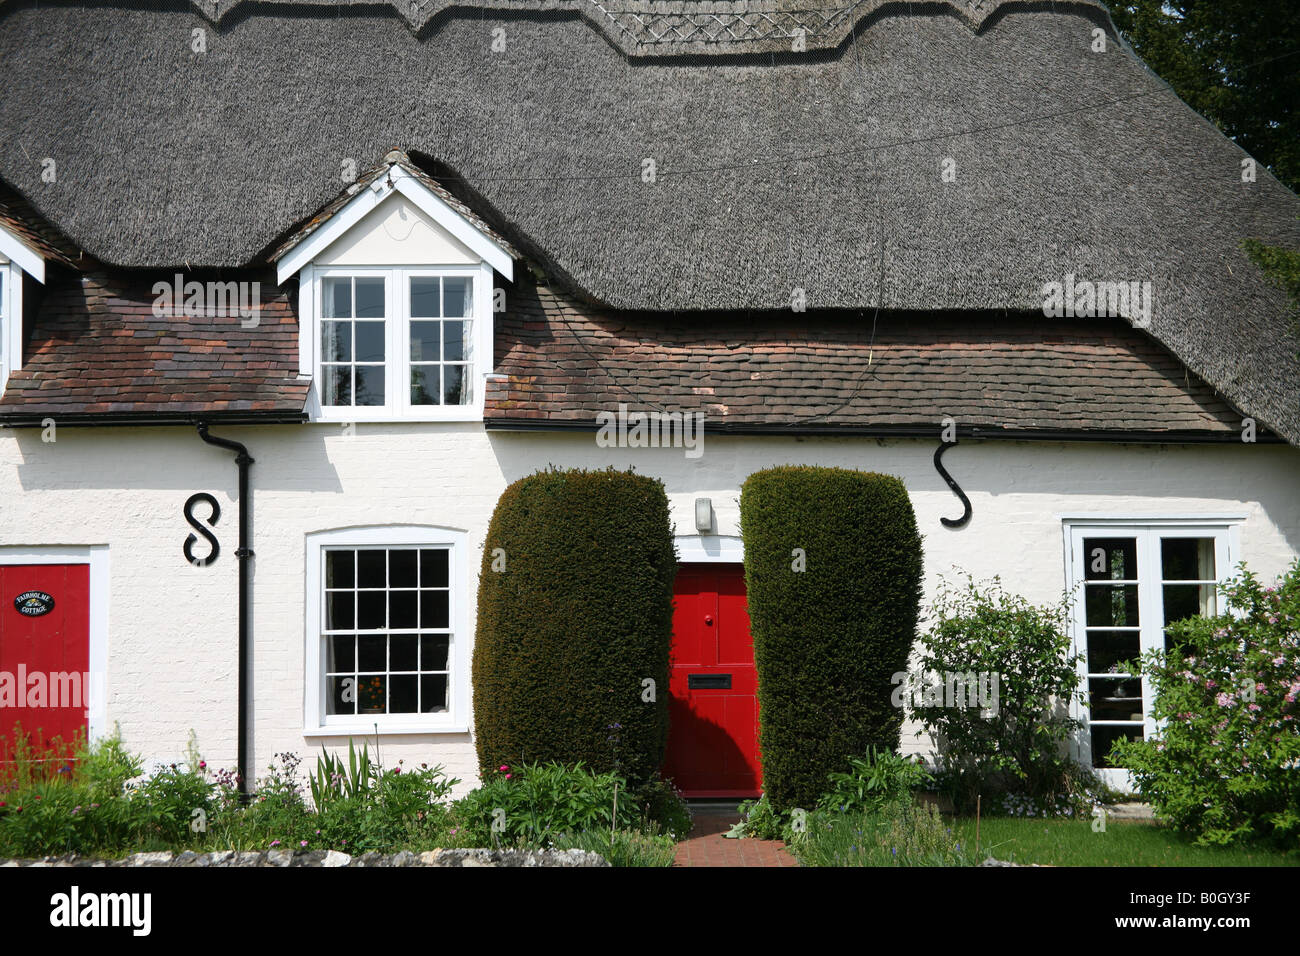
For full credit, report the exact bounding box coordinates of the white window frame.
[0,222,50,396]
[1,261,26,395]
[303,526,470,735]
[298,260,493,423]
[1061,515,1242,789]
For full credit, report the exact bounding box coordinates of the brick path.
[673,810,800,867]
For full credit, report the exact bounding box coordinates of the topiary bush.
[740,466,923,812]
[1112,561,1300,847]
[472,467,676,788]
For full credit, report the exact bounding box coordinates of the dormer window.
[308,265,485,418]
[273,155,516,423]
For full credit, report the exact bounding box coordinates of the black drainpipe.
[196,422,255,799]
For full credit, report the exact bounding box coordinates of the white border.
[303,525,470,736]
[0,545,109,740]
[675,534,744,563]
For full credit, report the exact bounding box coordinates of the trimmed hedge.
[740,466,923,811]
[472,468,676,787]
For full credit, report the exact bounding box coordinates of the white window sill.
[304,723,470,737]
[313,410,485,424]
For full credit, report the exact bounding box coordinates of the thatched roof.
[0,0,1298,443]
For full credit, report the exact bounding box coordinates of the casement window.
[1063,518,1240,784]
[304,527,469,734]
[304,264,488,420]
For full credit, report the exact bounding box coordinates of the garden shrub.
[912,575,1094,815]
[631,777,692,840]
[730,794,787,840]
[817,747,931,816]
[452,761,640,846]
[739,466,923,811]
[472,468,676,788]
[299,742,460,852]
[0,730,240,857]
[1112,561,1300,847]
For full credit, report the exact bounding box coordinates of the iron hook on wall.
[934,440,972,529]
[183,492,221,566]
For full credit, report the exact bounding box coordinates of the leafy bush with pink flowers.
[1112,561,1300,848]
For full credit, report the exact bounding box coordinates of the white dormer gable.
[312,193,480,268]
[276,161,514,285]
[275,156,517,423]
[0,221,52,395]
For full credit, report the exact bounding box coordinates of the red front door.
[0,564,90,763]
[662,563,761,797]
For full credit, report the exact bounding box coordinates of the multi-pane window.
[321,276,387,407]
[1067,523,1233,780]
[410,275,473,407]
[315,268,477,415]
[322,546,452,717]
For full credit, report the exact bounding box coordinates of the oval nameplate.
[14,591,55,617]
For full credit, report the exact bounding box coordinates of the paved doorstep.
[673,813,800,867]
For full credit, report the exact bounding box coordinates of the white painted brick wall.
[2,424,1298,788]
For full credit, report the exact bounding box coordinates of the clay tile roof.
[486,281,1257,438]
[0,270,310,422]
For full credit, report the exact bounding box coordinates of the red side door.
[0,564,90,763]
[662,563,761,797]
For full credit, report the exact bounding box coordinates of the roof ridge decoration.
[168,0,1111,56]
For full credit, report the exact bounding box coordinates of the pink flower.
[1216,693,1233,707]
[270,840,281,847]
[499,765,509,772]
[300,841,308,847]
[198,761,206,769]
[505,773,513,780]
[1248,703,1261,712]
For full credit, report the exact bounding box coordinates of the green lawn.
[951,817,1298,867]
